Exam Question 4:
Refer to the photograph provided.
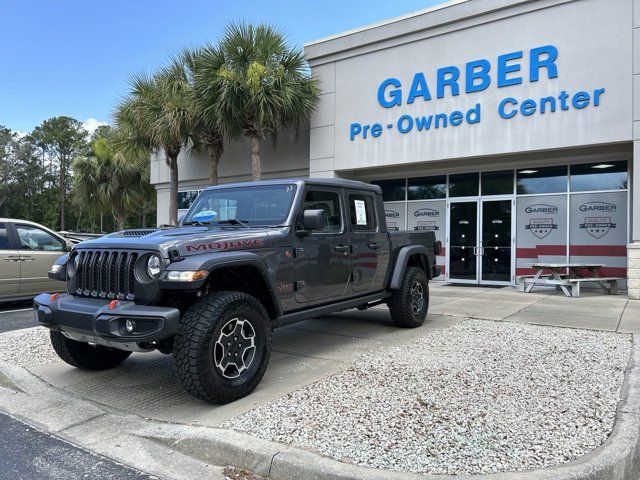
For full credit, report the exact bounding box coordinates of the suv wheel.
[172,291,271,404]
[388,266,429,328]
[50,331,132,370]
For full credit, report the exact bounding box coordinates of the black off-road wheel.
[172,291,271,404]
[50,331,132,370]
[388,266,429,328]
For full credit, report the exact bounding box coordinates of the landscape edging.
[144,337,640,480]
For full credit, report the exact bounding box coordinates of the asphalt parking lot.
[0,301,35,334]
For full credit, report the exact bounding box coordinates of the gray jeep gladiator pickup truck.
[34,178,441,404]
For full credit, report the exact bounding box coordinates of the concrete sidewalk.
[26,284,639,427]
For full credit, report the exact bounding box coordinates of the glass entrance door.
[480,199,513,284]
[447,199,513,285]
[448,201,478,283]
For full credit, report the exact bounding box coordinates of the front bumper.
[33,293,180,350]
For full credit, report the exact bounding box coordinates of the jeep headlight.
[147,255,162,278]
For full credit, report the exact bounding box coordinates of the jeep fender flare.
[162,251,282,317]
[389,245,431,290]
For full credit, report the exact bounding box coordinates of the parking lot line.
[0,308,32,314]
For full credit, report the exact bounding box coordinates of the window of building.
[372,179,406,202]
[302,190,342,232]
[349,194,377,231]
[449,172,479,197]
[570,160,628,192]
[517,166,567,194]
[0,223,10,249]
[481,170,513,195]
[408,175,446,200]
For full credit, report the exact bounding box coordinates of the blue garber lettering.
[498,88,605,119]
[377,45,558,108]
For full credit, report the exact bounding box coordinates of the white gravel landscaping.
[225,320,632,475]
[0,327,61,369]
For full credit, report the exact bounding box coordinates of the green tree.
[72,127,152,231]
[30,117,88,230]
[115,65,195,225]
[0,126,16,213]
[212,22,319,181]
[183,46,225,185]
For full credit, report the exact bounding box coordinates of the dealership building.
[151,0,640,299]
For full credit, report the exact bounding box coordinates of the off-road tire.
[50,331,132,370]
[172,291,271,404]
[388,266,429,328]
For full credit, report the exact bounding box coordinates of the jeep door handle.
[4,256,21,262]
[333,245,350,254]
[367,242,381,250]
[21,256,35,261]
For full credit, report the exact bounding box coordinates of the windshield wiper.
[182,221,210,226]
[217,219,249,228]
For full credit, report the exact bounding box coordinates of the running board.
[272,291,392,328]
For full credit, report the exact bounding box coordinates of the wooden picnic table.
[520,263,621,297]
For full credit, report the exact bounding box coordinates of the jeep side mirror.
[302,209,325,232]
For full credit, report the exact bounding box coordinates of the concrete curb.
[143,336,640,480]
[0,338,638,480]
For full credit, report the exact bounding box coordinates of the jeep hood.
[72,226,276,256]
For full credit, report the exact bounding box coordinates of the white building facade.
[151,0,640,298]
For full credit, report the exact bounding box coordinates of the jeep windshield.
[182,184,297,227]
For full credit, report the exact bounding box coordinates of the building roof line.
[303,0,469,48]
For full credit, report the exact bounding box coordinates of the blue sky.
[0,0,444,134]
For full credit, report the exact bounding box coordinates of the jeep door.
[345,190,388,292]
[14,223,67,295]
[294,188,350,304]
[0,222,21,299]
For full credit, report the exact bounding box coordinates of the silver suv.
[0,219,72,301]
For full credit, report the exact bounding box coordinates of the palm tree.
[73,127,151,231]
[183,47,226,185]
[212,22,320,181]
[114,65,194,225]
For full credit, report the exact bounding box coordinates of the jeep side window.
[348,194,377,232]
[301,191,342,232]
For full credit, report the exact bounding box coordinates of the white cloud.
[82,118,109,135]
[14,130,28,139]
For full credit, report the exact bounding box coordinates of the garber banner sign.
[349,45,606,141]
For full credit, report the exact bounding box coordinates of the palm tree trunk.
[250,137,261,181]
[116,212,126,231]
[208,145,220,186]
[168,154,179,225]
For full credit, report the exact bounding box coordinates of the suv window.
[302,190,342,232]
[16,225,64,251]
[0,223,10,249]
[349,194,377,231]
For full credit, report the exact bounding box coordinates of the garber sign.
[349,45,606,141]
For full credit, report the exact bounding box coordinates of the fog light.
[125,319,136,333]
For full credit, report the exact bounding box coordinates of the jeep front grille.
[74,250,139,300]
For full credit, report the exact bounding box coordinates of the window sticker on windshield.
[354,199,367,225]
[192,209,218,222]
